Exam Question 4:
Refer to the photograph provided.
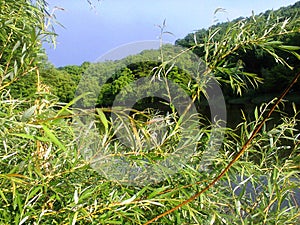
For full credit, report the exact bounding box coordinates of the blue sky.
[45,0,299,67]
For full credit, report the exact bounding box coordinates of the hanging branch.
[144,70,300,225]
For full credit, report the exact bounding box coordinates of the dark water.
[201,94,300,130]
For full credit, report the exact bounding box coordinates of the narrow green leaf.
[79,188,94,201]
[278,45,300,51]
[12,40,20,52]
[28,186,42,200]
[42,124,66,151]
[254,107,258,120]
[71,211,78,225]
[148,186,169,199]
[22,43,27,54]
[19,216,29,225]
[13,60,18,76]
[96,108,108,131]
[10,133,49,142]
[56,92,91,117]
[0,174,28,184]
[120,194,137,205]
[292,102,297,114]
[21,105,36,122]
[12,186,18,210]
[265,41,283,46]
[74,189,79,204]
[290,51,300,60]
[103,221,122,225]
[0,189,8,204]
[5,71,14,81]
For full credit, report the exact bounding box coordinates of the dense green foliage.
[0,0,299,224]
[0,0,49,91]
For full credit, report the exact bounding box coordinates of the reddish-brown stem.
[144,71,300,225]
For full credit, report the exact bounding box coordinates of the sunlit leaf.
[42,124,66,151]
[21,105,37,122]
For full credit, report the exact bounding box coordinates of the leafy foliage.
[0,1,299,224]
[0,0,53,91]
[176,3,300,97]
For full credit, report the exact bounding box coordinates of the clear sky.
[44,0,299,67]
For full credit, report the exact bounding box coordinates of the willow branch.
[144,70,300,225]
